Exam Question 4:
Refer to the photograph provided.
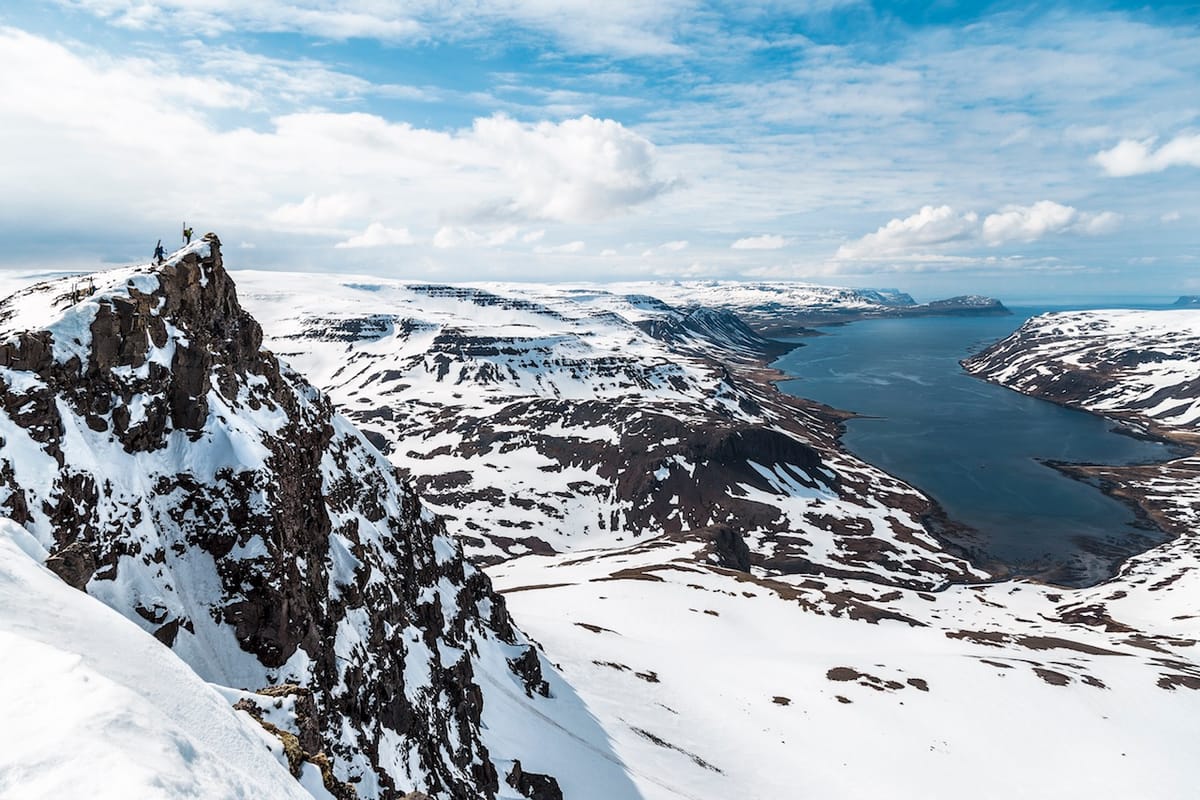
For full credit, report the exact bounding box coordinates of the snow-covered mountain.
[965,308,1200,431]
[234,270,1200,799]
[0,238,639,800]
[237,273,978,589]
[594,281,1009,335]
[965,308,1200,628]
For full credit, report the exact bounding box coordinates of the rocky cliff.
[0,236,562,799]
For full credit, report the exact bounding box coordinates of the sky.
[1,1,1197,301]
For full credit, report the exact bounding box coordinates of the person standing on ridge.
[183,223,193,244]
[154,239,166,265]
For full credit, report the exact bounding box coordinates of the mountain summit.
[0,236,577,799]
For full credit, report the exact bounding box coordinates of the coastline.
[758,315,1185,590]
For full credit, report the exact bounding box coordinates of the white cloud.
[836,206,978,259]
[1077,211,1121,235]
[840,201,1119,259]
[534,241,585,254]
[432,225,522,249]
[58,0,699,56]
[335,222,415,249]
[0,26,672,268]
[641,239,689,256]
[981,201,1073,244]
[521,229,546,243]
[1162,211,1182,223]
[269,193,366,228]
[467,114,674,222]
[731,234,788,250]
[982,201,1118,244]
[1095,134,1200,176]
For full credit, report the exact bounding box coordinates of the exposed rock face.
[506,761,563,800]
[0,237,550,799]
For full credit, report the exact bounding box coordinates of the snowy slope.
[0,518,319,800]
[965,308,1200,430]
[491,540,1200,800]
[0,239,639,800]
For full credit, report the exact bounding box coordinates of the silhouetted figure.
[183,223,193,244]
[154,240,166,265]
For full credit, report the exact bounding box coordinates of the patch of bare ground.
[949,629,1126,657]
[1033,667,1072,686]
[825,666,925,693]
[1157,674,1200,690]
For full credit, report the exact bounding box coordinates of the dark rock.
[506,760,563,800]
[44,541,95,590]
[0,234,542,799]
[706,525,752,572]
[507,646,551,698]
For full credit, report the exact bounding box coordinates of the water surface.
[774,309,1180,585]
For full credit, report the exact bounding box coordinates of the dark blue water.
[775,309,1181,585]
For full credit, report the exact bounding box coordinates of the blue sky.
[1,1,1197,301]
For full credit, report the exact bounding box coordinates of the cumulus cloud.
[982,201,1118,244]
[1095,134,1200,176]
[980,201,1075,244]
[839,202,1118,259]
[335,222,414,249]
[468,114,674,222]
[836,206,978,259]
[731,234,788,250]
[0,27,672,266]
[269,193,366,228]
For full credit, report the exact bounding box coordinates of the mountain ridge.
[0,236,614,799]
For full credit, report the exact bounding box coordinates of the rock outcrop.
[0,236,555,799]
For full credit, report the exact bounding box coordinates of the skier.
[154,239,166,265]
[183,223,193,244]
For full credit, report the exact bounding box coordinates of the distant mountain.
[1174,295,1200,307]
[600,281,1009,336]
[238,273,972,587]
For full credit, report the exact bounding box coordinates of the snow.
[491,539,1200,800]
[0,519,316,800]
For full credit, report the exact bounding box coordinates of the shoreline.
[759,317,1186,590]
